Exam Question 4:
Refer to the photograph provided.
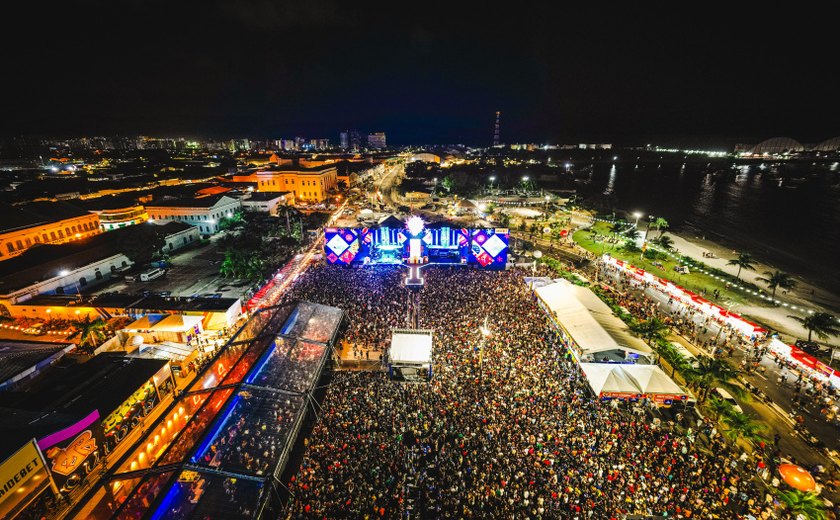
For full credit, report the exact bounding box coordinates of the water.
[575,160,840,295]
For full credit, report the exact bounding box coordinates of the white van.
[670,341,699,368]
[139,268,165,282]
[713,387,743,413]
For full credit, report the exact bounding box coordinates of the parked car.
[795,339,822,355]
[673,265,690,274]
[712,387,743,413]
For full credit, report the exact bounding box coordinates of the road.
[597,262,840,473]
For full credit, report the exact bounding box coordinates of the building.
[153,221,201,253]
[145,195,241,235]
[81,194,148,231]
[0,340,76,391]
[349,130,362,151]
[0,235,134,311]
[241,191,294,216]
[0,353,174,518]
[8,293,243,330]
[0,202,102,261]
[253,166,338,203]
[367,132,387,149]
[339,131,349,149]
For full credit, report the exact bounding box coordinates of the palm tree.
[721,410,767,444]
[788,312,840,342]
[69,315,109,353]
[687,356,743,402]
[653,217,669,237]
[708,395,734,420]
[756,270,796,299]
[620,240,641,254]
[652,235,674,250]
[726,252,757,281]
[630,318,670,344]
[777,489,827,520]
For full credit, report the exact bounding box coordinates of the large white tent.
[579,363,688,403]
[535,280,653,362]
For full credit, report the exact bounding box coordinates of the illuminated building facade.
[0,202,101,261]
[255,167,338,203]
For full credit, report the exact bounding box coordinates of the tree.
[630,318,670,344]
[757,270,796,299]
[440,175,454,193]
[652,235,674,251]
[777,489,828,520]
[726,252,756,281]
[116,225,166,265]
[788,312,840,342]
[687,356,744,402]
[620,240,641,254]
[720,410,767,444]
[653,217,669,237]
[219,211,245,231]
[69,315,109,353]
[708,395,734,420]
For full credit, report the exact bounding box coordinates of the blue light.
[191,395,241,463]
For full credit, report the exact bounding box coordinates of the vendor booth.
[388,329,434,381]
[767,338,840,389]
[535,280,654,363]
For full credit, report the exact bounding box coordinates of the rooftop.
[145,194,237,209]
[0,201,92,234]
[244,191,293,201]
[0,353,168,460]
[0,340,75,389]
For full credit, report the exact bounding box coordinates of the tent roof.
[579,363,640,395]
[123,314,164,331]
[152,314,204,332]
[535,280,652,357]
[390,332,433,365]
[622,365,685,395]
[579,363,686,396]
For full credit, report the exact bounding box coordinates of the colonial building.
[0,202,101,261]
[240,191,294,216]
[145,195,241,235]
[252,166,338,203]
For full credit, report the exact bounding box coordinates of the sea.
[573,160,840,296]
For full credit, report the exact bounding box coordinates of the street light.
[633,212,643,228]
[478,316,491,373]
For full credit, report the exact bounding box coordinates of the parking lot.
[92,239,254,301]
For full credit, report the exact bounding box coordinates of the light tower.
[492,111,501,147]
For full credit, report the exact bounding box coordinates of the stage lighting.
[406,215,425,236]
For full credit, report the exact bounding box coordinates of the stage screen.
[324,228,369,265]
[466,228,509,269]
[325,224,508,269]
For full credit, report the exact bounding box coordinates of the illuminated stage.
[324,215,509,271]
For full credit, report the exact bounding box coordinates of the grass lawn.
[574,222,771,308]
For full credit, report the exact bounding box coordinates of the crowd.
[279,264,778,519]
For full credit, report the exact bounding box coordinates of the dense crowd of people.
[280,264,779,519]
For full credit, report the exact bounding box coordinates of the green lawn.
[574,222,770,307]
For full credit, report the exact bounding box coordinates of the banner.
[38,410,106,494]
[0,441,50,518]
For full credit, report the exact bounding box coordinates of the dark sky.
[1,2,836,146]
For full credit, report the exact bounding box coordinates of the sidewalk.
[667,232,840,347]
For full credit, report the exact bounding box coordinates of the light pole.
[478,316,490,373]
[488,176,495,193]
[633,212,643,229]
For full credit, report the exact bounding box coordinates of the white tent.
[123,315,164,332]
[579,363,640,395]
[535,280,653,360]
[621,364,686,395]
[579,363,688,402]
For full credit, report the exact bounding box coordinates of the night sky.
[2,2,836,146]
